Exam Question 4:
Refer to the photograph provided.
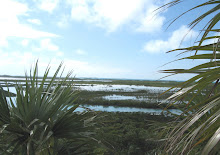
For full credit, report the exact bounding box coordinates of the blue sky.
[0,0,210,80]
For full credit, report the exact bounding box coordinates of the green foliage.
[0,62,99,154]
[160,0,220,154]
[94,112,174,155]
[76,90,175,109]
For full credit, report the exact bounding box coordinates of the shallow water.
[3,85,176,114]
[102,94,147,101]
[1,78,170,92]
[75,84,169,92]
[76,105,182,115]
[101,94,167,103]
[103,95,141,100]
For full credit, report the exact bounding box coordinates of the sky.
[0,0,211,80]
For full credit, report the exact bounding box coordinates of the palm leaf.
[0,62,99,154]
[158,1,220,154]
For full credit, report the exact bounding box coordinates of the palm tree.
[159,0,220,154]
[0,62,99,154]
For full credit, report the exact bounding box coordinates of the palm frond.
[0,62,99,154]
[159,1,220,154]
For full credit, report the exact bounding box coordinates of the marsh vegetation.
[0,73,183,154]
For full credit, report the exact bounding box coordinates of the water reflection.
[75,84,169,92]
[3,86,178,114]
[77,105,182,115]
[103,95,141,100]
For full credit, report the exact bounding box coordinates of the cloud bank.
[0,0,58,47]
[143,25,198,53]
[66,0,167,33]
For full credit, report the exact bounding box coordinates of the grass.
[1,75,195,111]
[76,90,181,109]
[0,76,183,109]
[92,112,175,154]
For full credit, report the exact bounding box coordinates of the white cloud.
[27,19,42,25]
[35,0,59,13]
[75,49,87,55]
[0,0,27,46]
[57,15,70,28]
[21,39,29,47]
[135,4,165,33]
[1,23,57,39]
[32,38,59,52]
[143,25,198,53]
[40,38,59,51]
[0,50,34,69]
[67,0,166,33]
[0,37,8,47]
[56,51,64,56]
[0,0,28,21]
[63,59,131,78]
[202,32,219,45]
[0,0,58,47]
[70,0,90,21]
[0,50,130,78]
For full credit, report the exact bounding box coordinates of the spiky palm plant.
[0,62,98,154]
[158,0,220,155]
[158,0,220,154]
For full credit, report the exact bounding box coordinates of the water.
[5,87,16,94]
[76,105,182,115]
[74,84,169,92]
[101,94,170,104]
[102,94,153,101]
[2,85,176,114]
[103,95,140,100]
[1,77,170,92]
